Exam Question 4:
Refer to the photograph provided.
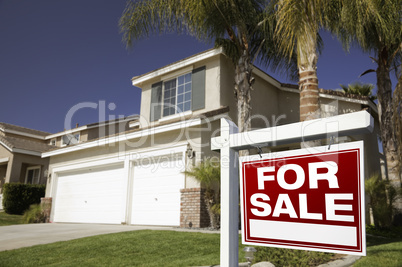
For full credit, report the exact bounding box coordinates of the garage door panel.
[53,164,125,224]
[131,157,184,226]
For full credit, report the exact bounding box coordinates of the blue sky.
[0,0,390,133]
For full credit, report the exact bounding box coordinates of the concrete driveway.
[0,223,176,252]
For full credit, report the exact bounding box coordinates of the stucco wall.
[138,54,223,128]
[0,146,12,192]
[8,153,49,184]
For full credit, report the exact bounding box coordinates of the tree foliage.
[340,82,376,100]
[273,0,340,122]
[336,0,402,215]
[120,0,296,133]
[366,173,401,228]
[184,158,221,229]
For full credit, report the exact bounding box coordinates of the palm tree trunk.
[235,50,252,134]
[299,46,320,122]
[234,50,253,156]
[376,47,402,214]
[298,42,321,147]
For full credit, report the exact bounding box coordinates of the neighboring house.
[0,123,53,210]
[0,116,137,210]
[41,48,383,227]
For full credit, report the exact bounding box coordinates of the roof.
[42,106,230,156]
[46,114,140,139]
[131,48,223,86]
[0,122,51,137]
[0,135,55,154]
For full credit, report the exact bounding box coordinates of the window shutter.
[191,66,206,111]
[150,82,162,122]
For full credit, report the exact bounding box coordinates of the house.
[42,48,382,227]
[0,116,137,210]
[0,123,53,209]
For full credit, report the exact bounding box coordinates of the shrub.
[2,183,46,215]
[184,158,221,229]
[254,246,333,266]
[23,204,47,223]
[365,173,401,228]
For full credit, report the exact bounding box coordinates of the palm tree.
[273,0,338,122]
[337,0,402,214]
[184,158,221,229]
[339,82,376,101]
[119,0,295,133]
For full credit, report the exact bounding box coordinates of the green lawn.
[0,225,400,266]
[0,211,24,226]
[353,230,402,267]
[0,230,227,267]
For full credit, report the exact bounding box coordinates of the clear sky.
[0,1,392,134]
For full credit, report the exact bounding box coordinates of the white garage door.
[53,164,125,224]
[131,155,184,226]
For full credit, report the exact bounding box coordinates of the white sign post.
[211,110,373,267]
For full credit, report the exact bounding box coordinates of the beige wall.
[138,54,223,128]
[0,165,6,193]
[8,153,49,184]
[0,146,12,193]
[0,144,49,193]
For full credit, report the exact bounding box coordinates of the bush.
[184,158,221,229]
[2,183,46,215]
[254,246,333,266]
[23,204,47,223]
[365,173,401,228]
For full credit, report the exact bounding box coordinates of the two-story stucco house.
[42,48,382,227]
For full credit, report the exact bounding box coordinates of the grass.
[353,226,402,267]
[0,225,400,266]
[0,211,24,226]
[0,230,229,267]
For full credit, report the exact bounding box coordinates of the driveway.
[0,223,176,252]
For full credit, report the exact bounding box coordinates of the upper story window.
[49,138,56,146]
[163,73,192,117]
[62,133,80,146]
[150,66,206,122]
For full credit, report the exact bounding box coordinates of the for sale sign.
[239,141,366,255]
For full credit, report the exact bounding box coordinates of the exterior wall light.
[186,145,195,159]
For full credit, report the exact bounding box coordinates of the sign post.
[211,110,373,266]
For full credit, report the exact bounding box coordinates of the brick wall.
[180,188,210,228]
[40,197,52,223]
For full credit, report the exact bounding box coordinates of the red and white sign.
[239,141,366,255]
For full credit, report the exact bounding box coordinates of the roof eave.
[131,47,223,87]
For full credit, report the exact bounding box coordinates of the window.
[162,73,192,117]
[50,138,56,146]
[377,135,384,154]
[150,66,205,122]
[25,166,41,184]
[62,133,80,146]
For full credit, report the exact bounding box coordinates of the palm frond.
[184,158,220,188]
[340,82,377,100]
